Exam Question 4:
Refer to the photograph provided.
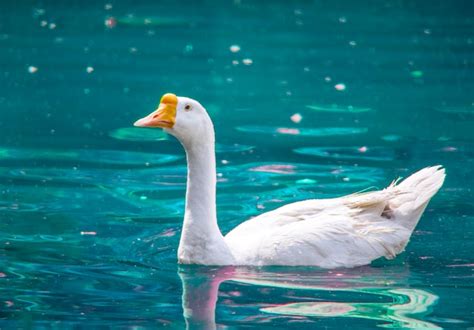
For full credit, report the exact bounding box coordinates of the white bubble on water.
[229,45,241,53]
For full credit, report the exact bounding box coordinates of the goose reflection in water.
[178,265,440,329]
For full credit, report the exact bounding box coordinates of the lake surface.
[1,0,473,328]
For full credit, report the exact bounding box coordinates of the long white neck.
[177,137,234,265]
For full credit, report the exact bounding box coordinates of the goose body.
[134,93,445,268]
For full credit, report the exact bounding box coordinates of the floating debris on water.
[290,113,303,123]
[306,104,372,113]
[28,66,38,74]
[242,58,253,65]
[334,83,346,91]
[358,146,368,153]
[230,45,241,53]
[104,3,113,10]
[86,66,94,73]
[105,17,117,28]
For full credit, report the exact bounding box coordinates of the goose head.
[134,93,214,147]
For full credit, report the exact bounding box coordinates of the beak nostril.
[153,114,159,119]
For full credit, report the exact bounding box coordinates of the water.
[1,1,473,328]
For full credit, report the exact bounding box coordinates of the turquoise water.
[1,1,473,328]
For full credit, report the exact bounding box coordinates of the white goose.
[134,93,445,268]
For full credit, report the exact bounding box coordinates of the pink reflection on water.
[277,127,300,135]
[250,164,296,174]
[158,228,176,237]
[441,146,457,152]
[446,263,474,268]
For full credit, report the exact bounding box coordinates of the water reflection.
[179,266,234,330]
[261,288,439,329]
[179,265,440,329]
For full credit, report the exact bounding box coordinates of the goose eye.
[184,104,192,111]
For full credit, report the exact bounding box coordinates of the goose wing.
[224,166,444,267]
[224,189,410,268]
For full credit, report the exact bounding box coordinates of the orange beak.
[134,93,178,128]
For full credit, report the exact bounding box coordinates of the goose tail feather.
[389,165,446,231]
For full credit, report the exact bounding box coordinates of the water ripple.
[235,126,368,137]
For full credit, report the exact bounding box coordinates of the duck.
[134,93,445,268]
